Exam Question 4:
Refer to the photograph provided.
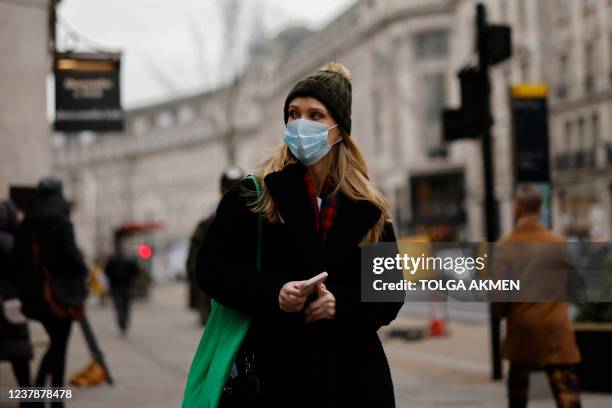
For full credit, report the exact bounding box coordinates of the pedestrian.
[13,178,88,405]
[0,200,33,389]
[197,62,403,407]
[186,166,243,326]
[104,235,139,336]
[493,185,582,408]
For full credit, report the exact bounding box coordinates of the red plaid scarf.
[303,168,338,245]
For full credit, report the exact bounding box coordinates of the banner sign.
[54,52,124,132]
[511,84,550,182]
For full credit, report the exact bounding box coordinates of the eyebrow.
[288,105,327,114]
[287,104,325,112]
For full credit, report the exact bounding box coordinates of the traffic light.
[485,25,512,66]
[441,19,511,144]
[442,67,487,141]
[138,244,153,260]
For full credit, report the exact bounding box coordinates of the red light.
[138,244,152,260]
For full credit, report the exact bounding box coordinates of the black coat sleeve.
[325,222,404,331]
[196,180,287,320]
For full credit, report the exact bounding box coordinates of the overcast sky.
[57,0,355,108]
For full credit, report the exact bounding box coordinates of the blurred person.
[186,166,243,326]
[104,236,139,336]
[13,178,88,403]
[197,63,403,407]
[494,185,582,408]
[89,262,109,306]
[0,200,33,389]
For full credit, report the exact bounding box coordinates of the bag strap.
[245,175,263,272]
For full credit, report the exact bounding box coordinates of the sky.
[57,0,356,108]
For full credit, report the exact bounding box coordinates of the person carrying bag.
[183,174,263,408]
[13,178,88,400]
[183,63,403,408]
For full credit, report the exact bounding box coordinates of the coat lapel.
[264,163,320,275]
[324,193,382,252]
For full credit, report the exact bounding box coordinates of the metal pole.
[79,316,114,385]
[476,3,503,381]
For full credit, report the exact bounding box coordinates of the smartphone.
[299,271,328,297]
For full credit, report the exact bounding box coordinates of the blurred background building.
[541,0,612,241]
[0,0,52,197]
[27,0,612,279]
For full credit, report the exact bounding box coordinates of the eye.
[311,112,323,120]
[289,110,299,120]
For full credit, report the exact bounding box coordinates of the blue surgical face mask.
[283,119,339,165]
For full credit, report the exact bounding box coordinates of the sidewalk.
[382,317,612,407]
[1,284,611,407]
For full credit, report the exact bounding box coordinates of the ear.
[330,127,344,144]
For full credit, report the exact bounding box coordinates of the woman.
[197,62,403,407]
[14,178,88,400]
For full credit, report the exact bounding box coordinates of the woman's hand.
[304,284,336,323]
[279,281,307,312]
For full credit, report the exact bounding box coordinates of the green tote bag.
[182,175,263,408]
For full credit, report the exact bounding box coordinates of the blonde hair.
[249,134,390,244]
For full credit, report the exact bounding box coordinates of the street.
[3,283,611,407]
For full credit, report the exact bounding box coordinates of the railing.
[554,150,596,170]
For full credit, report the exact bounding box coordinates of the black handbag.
[218,346,261,407]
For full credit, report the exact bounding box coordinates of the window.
[156,111,174,128]
[518,0,528,27]
[558,0,570,21]
[558,54,569,98]
[609,35,612,84]
[520,58,530,83]
[371,89,383,155]
[178,105,194,123]
[568,120,578,153]
[564,121,572,152]
[578,118,586,151]
[592,113,600,146]
[415,30,449,58]
[585,43,595,94]
[499,0,508,21]
[584,0,596,12]
[131,117,149,135]
[422,74,446,151]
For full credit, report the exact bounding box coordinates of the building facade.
[543,0,612,241]
[0,0,52,198]
[54,0,600,280]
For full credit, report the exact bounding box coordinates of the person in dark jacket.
[0,200,33,388]
[104,236,139,335]
[197,62,404,407]
[13,178,88,397]
[186,166,243,325]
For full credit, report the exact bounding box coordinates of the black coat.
[104,253,139,291]
[13,192,88,319]
[197,163,403,408]
[0,204,33,361]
